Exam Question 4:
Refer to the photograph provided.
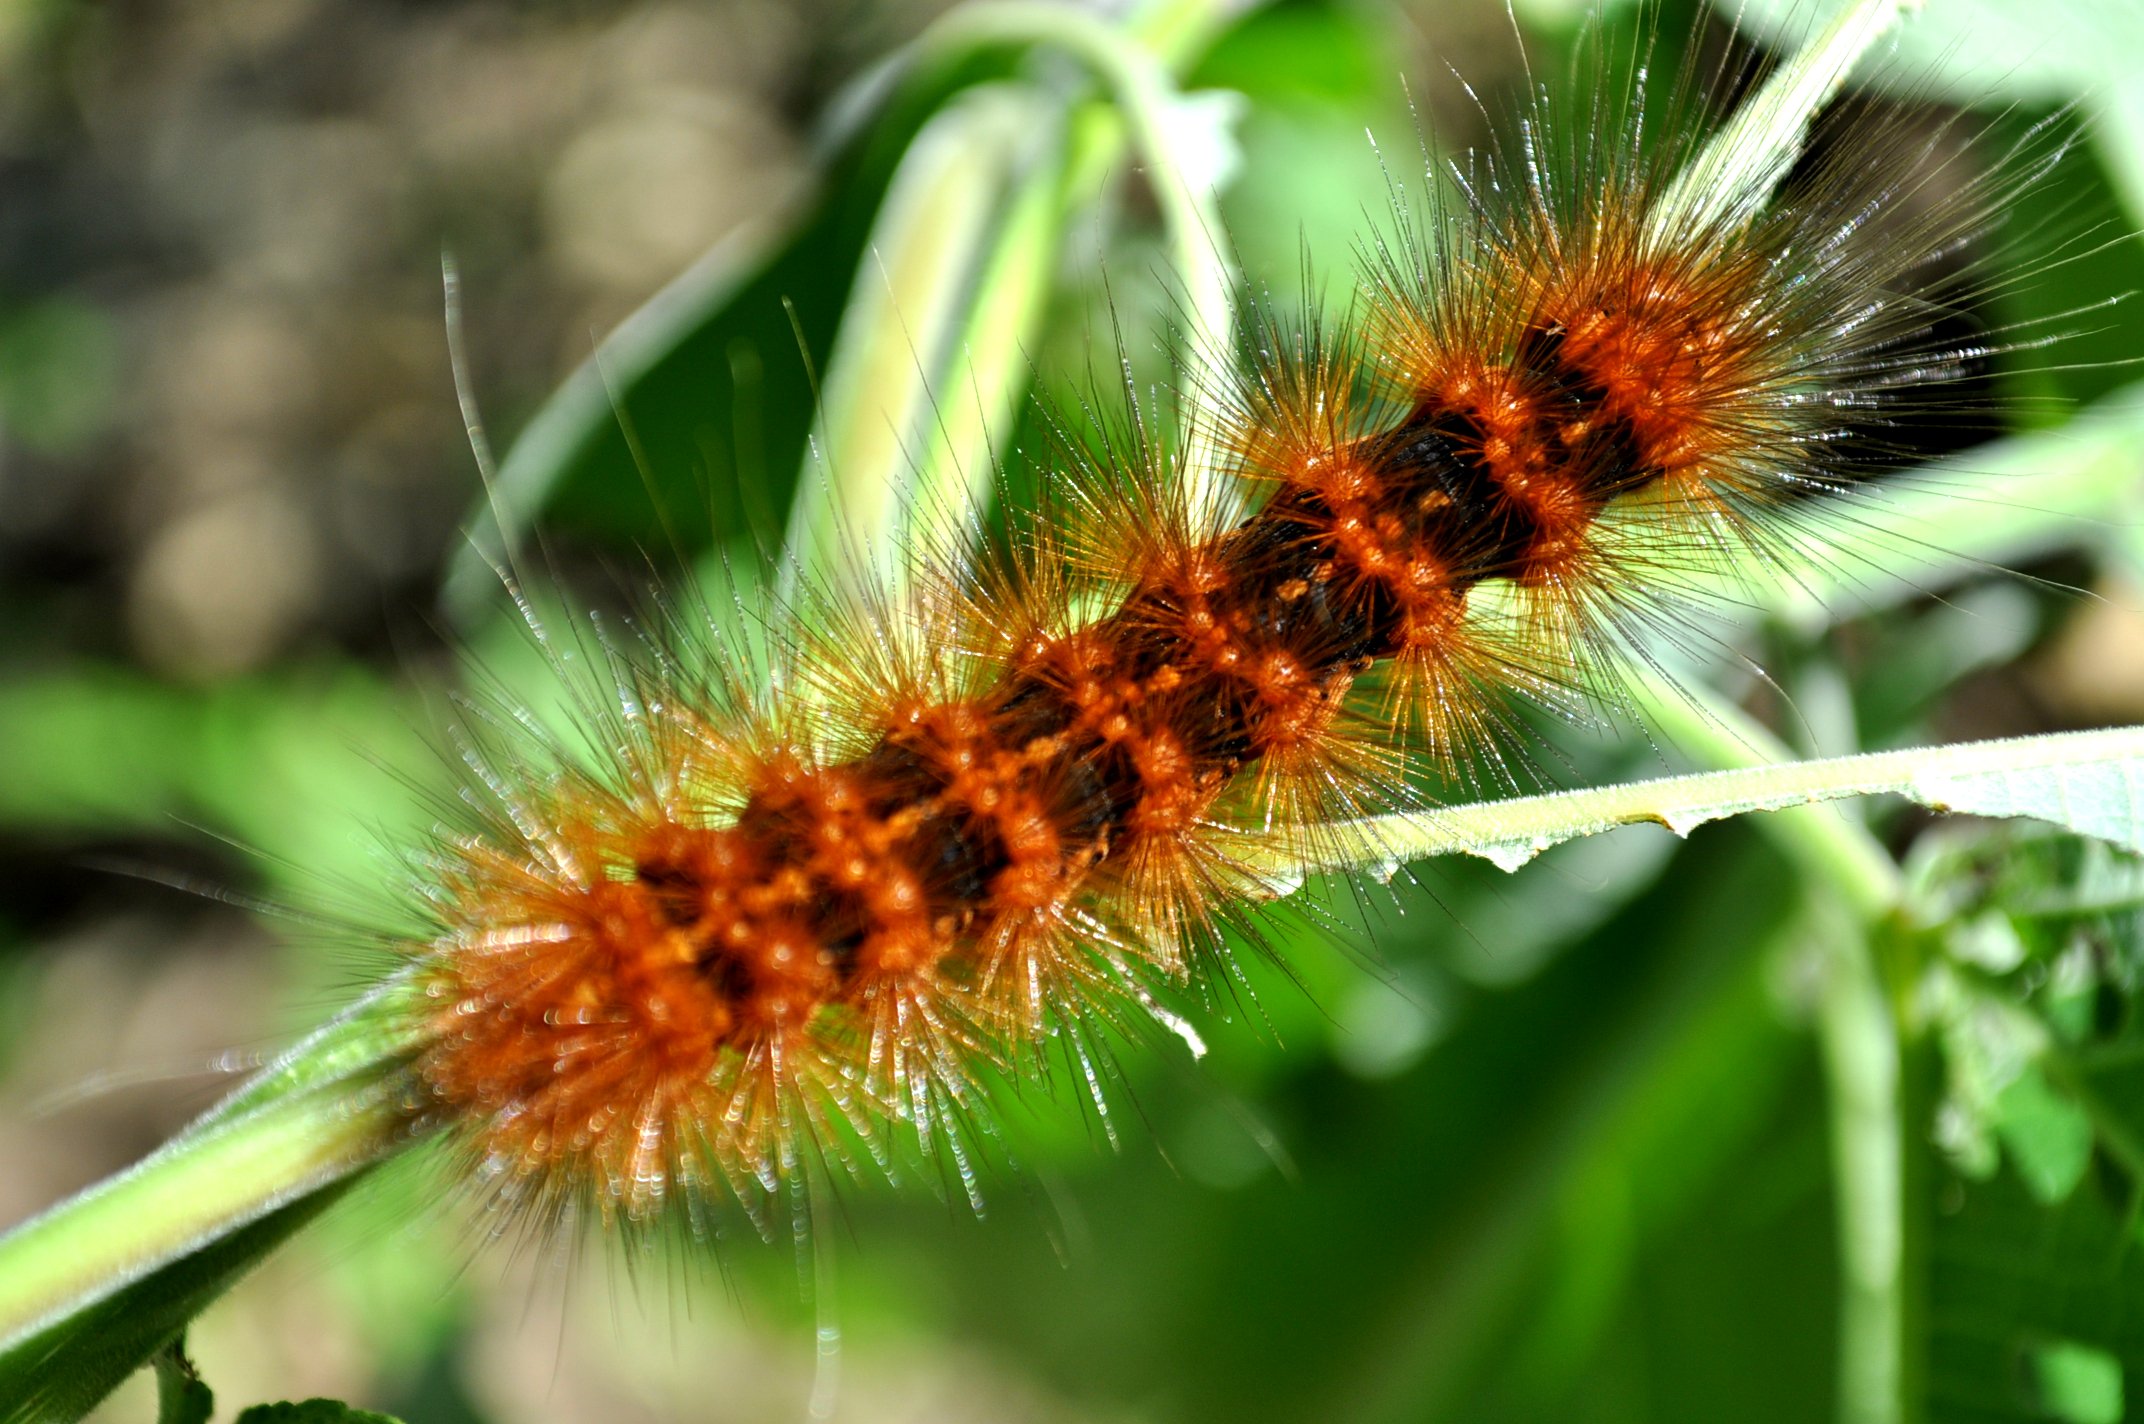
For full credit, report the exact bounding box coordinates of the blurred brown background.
[0,0,940,680]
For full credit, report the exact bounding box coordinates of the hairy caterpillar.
[403,0,2066,1243]
[4,1,2139,1416]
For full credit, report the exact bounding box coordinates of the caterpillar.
[402,0,2063,1245]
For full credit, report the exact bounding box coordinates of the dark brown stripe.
[656,369,1666,999]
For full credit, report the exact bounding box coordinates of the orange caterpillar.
[409,6,2037,1235]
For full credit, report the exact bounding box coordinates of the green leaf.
[1229,726,2144,884]
[1735,0,2143,109]
[1649,0,1912,243]
[2029,1340,2126,1424]
[1923,1163,2144,1424]
[434,29,1011,620]
[1915,826,2144,1182]
[1740,382,2144,625]
[1992,1064,2095,1205]
[153,1340,214,1424]
[232,1401,405,1424]
[1907,826,2144,1421]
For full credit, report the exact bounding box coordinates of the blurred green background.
[2,0,2143,1418]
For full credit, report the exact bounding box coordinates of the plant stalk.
[0,1076,411,1353]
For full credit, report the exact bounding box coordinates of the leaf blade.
[1230,726,2144,882]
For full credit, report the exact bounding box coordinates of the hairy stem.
[0,975,424,1411]
[0,1078,407,1352]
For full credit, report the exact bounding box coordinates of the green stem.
[0,972,426,1414]
[0,1074,409,1351]
[1647,687,1907,1424]
[922,0,1236,360]
[908,0,1240,490]
[1814,903,1909,1424]
[782,82,1050,593]
[783,0,1242,606]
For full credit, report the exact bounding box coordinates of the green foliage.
[148,1337,405,1424]
[152,1346,210,1424]
[230,1404,402,1424]
[1904,828,2144,1421]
